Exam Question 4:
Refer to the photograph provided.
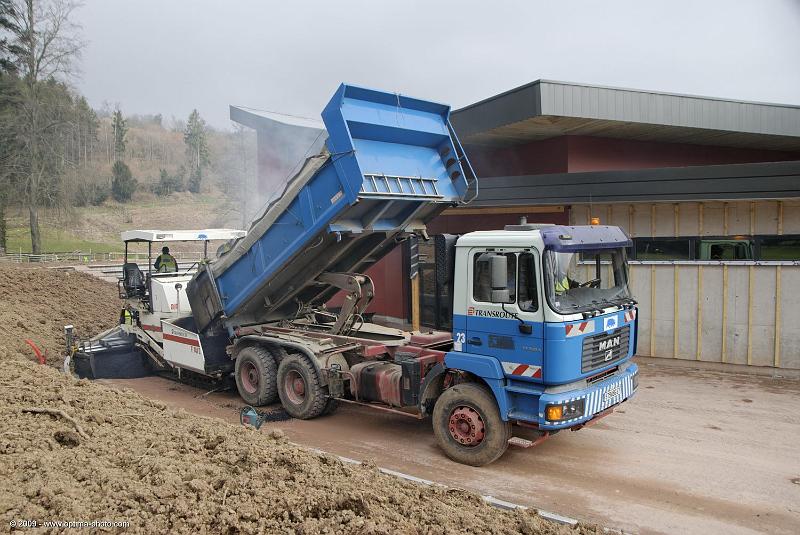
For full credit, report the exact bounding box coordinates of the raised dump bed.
[188,84,476,331]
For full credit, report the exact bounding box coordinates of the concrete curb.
[301,444,581,527]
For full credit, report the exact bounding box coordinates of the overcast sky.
[76,0,800,129]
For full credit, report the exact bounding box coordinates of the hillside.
[4,192,241,254]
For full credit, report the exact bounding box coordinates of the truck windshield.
[544,248,632,315]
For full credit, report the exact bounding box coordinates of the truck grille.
[581,326,630,373]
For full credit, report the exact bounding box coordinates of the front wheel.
[432,383,511,466]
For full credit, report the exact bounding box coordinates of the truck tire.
[234,345,278,406]
[432,383,511,466]
[266,344,288,364]
[277,354,329,419]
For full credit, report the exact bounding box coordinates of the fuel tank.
[350,361,402,407]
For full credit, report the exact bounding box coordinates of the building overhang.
[451,80,800,152]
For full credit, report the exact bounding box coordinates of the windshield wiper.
[610,296,638,307]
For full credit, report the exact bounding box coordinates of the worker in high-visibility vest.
[554,275,571,295]
[553,253,576,295]
[154,246,178,273]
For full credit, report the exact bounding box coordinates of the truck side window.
[473,252,516,303]
[518,253,538,312]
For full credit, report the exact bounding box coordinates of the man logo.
[604,349,614,361]
[598,337,621,351]
[603,316,618,331]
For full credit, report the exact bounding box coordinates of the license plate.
[604,385,621,401]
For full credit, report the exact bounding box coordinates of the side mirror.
[489,254,510,303]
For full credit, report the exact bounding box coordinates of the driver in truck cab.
[553,252,578,294]
[154,246,178,273]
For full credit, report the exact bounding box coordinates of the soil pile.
[0,264,120,365]
[0,265,601,534]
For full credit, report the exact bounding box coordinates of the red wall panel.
[565,136,800,173]
[466,136,800,178]
[327,246,406,319]
[466,137,569,177]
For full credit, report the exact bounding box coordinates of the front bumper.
[534,363,638,430]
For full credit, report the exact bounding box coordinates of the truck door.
[464,249,544,380]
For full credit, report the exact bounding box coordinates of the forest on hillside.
[0,0,256,254]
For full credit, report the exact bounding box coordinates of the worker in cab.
[154,246,178,273]
[553,253,578,295]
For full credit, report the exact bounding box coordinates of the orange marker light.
[546,405,563,421]
[590,217,601,225]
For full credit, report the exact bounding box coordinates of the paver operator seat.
[121,262,147,299]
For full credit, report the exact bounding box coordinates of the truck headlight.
[545,399,585,421]
[632,371,639,391]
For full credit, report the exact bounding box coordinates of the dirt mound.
[0,359,599,534]
[0,266,601,533]
[0,264,120,366]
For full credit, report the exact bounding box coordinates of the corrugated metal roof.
[452,80,800,151]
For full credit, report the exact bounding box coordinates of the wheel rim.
[448,405,485,446]
[284,370,306,405]
[240,361,259,394]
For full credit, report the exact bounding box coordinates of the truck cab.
[442,222,638,452]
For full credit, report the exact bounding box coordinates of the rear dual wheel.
[235,345,279,406]
[432,383,511,466]
[277,354,336,419]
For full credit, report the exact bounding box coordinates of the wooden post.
[650,265,656,357]
[696,265,703,361]
[408,236,420,332]
[673,264,679,359]
[747,265,754,366]
[411,275,420,332]
[721,265,728,362]
[774,266,782,368]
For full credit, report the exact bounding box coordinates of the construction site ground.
[2,264,799,534]
[108,364,800,535]
[0,264,595,534]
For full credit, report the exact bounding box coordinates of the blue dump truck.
[105,84,638,466]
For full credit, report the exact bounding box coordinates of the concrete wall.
[571,200,800,370]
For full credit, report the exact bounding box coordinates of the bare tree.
[4,0,84,254]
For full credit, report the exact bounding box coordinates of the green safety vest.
[555,276,570,294]
[156,254,177,273]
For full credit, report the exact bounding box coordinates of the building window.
[634,238,691,260]
[696,239,753,260]
[758,236,800,260]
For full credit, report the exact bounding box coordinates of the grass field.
[4,192,236,254]
[5,226,122,254]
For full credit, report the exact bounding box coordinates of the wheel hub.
[284,370,306,405]
[240,361,259,394]
[448,405,485,446]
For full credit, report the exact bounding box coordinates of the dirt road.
[110,362,800,535]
